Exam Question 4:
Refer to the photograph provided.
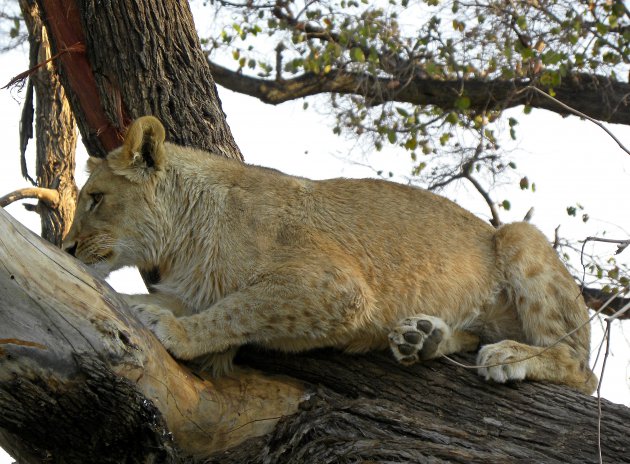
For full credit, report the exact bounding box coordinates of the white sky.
[1,21,630,462]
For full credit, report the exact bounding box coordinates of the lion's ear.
[86,156,104,173]
[108,116,166,182]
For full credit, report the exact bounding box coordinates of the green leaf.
[445,112,459,124]
[454,96,471,110]
[405,138,418,150]
[350,47,366,62]
[501,200,511,211]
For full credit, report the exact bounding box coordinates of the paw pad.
[389,315,449,365]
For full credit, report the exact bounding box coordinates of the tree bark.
[19,0,78,246]
[0,208,629,463]
[37,0,242,160]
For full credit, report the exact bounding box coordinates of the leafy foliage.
[201,0,628,195]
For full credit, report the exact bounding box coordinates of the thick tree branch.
[1,201,629,462]
[207,61,630,125]
[0,187,59,208]
[0,208,304,461]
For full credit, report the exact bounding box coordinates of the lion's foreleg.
[129,270,370,366]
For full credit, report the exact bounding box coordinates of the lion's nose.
[64,242,78,257]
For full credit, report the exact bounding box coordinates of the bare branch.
[463,173,501,228]
[0,187,60,208]
[582,236,630,255]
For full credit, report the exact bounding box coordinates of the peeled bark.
[37,0,242,160]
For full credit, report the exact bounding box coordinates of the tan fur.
[63,116,597,393]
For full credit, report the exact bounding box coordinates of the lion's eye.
[89,192,104,211]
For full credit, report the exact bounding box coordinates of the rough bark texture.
[38,0,242,160]
[218,349,630,463]
[208,62,630,125]
[19,0,78,246]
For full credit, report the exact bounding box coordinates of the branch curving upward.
[0,187,59,208]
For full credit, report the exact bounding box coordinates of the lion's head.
[63,116,169,278]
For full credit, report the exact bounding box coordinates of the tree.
[203,0,630,164]
[0,0,629,462]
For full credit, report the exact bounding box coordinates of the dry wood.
[0,207,304,462]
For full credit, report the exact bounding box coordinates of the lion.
[63,116,597,394]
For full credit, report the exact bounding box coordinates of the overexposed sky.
[1,20,630,463]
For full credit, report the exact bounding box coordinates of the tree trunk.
[19,0,78,246]
[0,208,628,463]
[1,1,628,463]
[36,0,242,160]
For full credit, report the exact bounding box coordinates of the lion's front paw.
[388,315,450,365]
[131,303,190,359]
[477,340,528,384]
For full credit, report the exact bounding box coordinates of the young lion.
[63,116,597,393]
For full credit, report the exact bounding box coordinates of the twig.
[582,236,630,255]
[463,172,501,227]
[2,42,85,89]
[596,321,611,464]
[521,86,630,157]
[0,187,60,209]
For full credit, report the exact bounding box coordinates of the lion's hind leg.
[477,340,597,393]
[487,222,598,394]
[389,315,479,365]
